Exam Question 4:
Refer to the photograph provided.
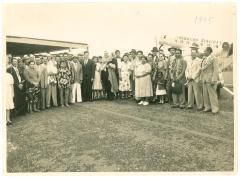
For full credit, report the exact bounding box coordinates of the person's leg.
[207,83,219,113]
[46,85,51,108]
[71,83,76,103]
[168,80,173,104]
[52,84,58,106]
[89,80,93,101]
[65,88,70,106]
[33,92,40,112]
[202,83,211,111]
[216,83,221,99]
[76,83,81,102]
[6,109,11,124]
[187,82,194,108]
[172,93,179,107]
[179,83,186,108]
[59,88,64,107]
[41,88,46,110]
[193,81,203,110]
[68,85,72,104]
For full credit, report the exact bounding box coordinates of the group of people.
[5,42,233,125]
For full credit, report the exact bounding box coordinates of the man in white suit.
[185,43,203,110]
[200,47,219,114]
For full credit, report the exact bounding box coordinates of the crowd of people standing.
[5,42,233,125]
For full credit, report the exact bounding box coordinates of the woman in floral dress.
[119,54,131,98]
[57,60,72,107]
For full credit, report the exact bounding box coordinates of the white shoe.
[143,101,149,106]
[138,101,144,105]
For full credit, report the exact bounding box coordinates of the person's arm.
[23,69,31,84]
[36,70,41,85]
[91,61,96,81]
[185,61,190,79]
[211,58,219,84]
[136,64,152,78]
[201,56,213,71]
[176,60,187,80]
[192,60,202,80]
[79,64,83,83]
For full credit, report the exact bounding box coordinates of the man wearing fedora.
[185,43,203,110]
[166,46,176,104]
[200,47,219,114]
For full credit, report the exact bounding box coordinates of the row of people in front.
[5,44,221,125]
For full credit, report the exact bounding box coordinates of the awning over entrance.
[6,36,88,56]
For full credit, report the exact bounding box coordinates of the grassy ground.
[7,89,234,172]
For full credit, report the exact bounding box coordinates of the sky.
[4,2,236,56]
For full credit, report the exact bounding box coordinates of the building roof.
[6,36,88,55]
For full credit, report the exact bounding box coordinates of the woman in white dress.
[92,56,103,100]
[5,71,14,125]
[135,56,153,106]
[119,54,131,98]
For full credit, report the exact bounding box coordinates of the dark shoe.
[171,105,179,108]
[7,121,12,126]
[203,109,211,112]
[179,106,185,109]
[197,108,204,111]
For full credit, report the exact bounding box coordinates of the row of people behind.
[5,43,229,125]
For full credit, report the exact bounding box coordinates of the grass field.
[7,89,234,172]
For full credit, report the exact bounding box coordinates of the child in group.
[92,56,103,100]
[57,60,72,107]
[155,71,167,104]
[119,54,131,99]
[5,71,14,125]
[154,53,167,104]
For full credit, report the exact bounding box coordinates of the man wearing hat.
[166,47,176,104]
[169,48,187,108]
[185,43,203,110]
[200,47,219,114]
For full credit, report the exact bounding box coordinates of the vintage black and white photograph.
[1,1,236,173]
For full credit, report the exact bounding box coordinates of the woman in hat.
[24,60,41,113]
[135,56,153,106]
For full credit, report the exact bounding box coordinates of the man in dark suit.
[81,51,95,102]
[7,57,27,116]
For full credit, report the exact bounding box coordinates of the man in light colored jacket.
[200,47,219,114]
[185,45,203,110]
